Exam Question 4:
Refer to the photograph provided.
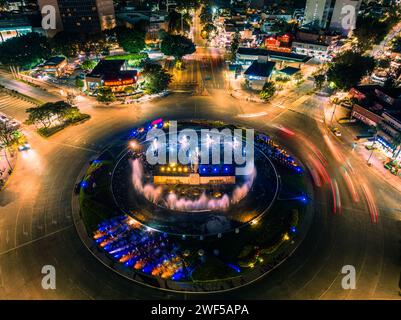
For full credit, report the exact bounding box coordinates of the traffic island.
[72,119,314,293]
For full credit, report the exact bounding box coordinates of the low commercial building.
[0,19,32,43]
[40,56,67,77]
[85,59,138,92]
[291,40,330,61]
[275,66,301,78]
[236,47,311,65]
[116,10,168,44]
[349,85,401,151]
[377,112,401,157]
[243,57,276,90]
[351,103,384,127]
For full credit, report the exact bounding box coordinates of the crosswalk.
[0,91,36,121]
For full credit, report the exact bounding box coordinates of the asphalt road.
[0,29,400,299]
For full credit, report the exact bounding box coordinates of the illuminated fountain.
[130,158,256,212]
[111,120,279,236]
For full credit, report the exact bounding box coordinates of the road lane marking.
[0,225,73,257]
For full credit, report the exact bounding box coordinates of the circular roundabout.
[75,119,313,292]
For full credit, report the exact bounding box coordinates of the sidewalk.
[355,143,401,193]
[0,148,17,190]
[230,89,265,103]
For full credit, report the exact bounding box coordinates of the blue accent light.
[227,263,241,273]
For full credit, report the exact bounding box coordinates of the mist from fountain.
[130,159,256,212]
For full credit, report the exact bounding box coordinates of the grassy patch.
[105,53,148,67]
[37,113,90,137]
[191,256,237,281]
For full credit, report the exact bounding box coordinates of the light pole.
[367,146,374,165]
[330,99,338,125]
[367,126,378,165]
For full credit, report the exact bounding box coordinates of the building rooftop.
[385,111,401,123]
[0,18,31,29]
[244,60,276,78]
[277,66,301,76]
[89,60,126,77]
[237,47,311,63]
[353,85,401,100]
[43,56,66,67]
[88,59,137,81]
[292,39,329,47]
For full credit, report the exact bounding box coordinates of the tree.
[390,36,401,53]
[75,78,85,89]
[25,101,79,128]
[160,34,195,62]
[81,59,97,71]
[229,31,241,62]
[66,92,76,106]
[354,11,400,51]
[294,72,304,85]
[0,32,50,68]
[376,58,391,69]
[313,73,325,90]
[327,50,375,90]
[51,32,108,58]
[0,123,25,169]
[199,6,213,25]
[259,81,276,101]
[51,31,81,58]
[108,26,145,54]
[25,104,54,129]
[168,10,191,34]
[141,62,172,94]
[202,23,217,41]
[96,87,116,103]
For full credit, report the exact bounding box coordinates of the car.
[18,143,31,152]
[331,127,341,136]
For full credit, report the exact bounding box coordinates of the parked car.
[331,127,341,136]
[18,143,30,152]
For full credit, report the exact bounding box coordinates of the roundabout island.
[75,119,313,293]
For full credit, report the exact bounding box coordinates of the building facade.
[291,40,330,61]
[0,19,32,43]
[303,0,334,29]
[303,0,361,34]
[329,0,362,35]
[38,0,116,36]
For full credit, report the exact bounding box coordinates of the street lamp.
[129,140,138,150]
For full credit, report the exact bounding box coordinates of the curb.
[0,150,18,192]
